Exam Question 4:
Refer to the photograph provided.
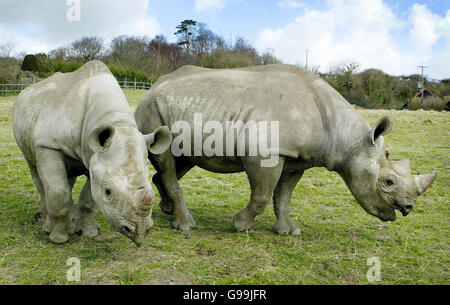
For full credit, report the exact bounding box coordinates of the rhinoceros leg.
[35,147,76,243]
[152,158,194,215]
[150,152,196,231]
[233,157,285,232]
[75,177,100,238]
[26,160,47,223]
[272,170,304,235]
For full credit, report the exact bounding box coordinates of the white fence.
[118,80,152,90]
[0,80,152,97]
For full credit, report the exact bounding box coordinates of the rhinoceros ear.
[369,116,393,145]
[87,124,116,152]
[144,126,172,155]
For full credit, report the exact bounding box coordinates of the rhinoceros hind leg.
[36,148,77,244]
[150,152,196,231]
[233,157,285,232]
[271,170,304,235]
[26,160,47,223]
[75,178,100,238]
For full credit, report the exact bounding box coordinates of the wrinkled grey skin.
[135,64,437,235]
[13,61,172,245]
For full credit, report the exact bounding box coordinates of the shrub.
[408,96,446,111]
[108,64,151,83]
[21,54,52,73]
[408,97,422,110]
[21,54,40,72]
[53,60,83,73]
[198,51,260,69]
[0,57,21,83]
[423,96,446,111]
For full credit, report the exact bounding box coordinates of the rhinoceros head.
[341,116,437,222]
[87,124,172,246]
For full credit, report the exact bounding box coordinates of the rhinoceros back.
[144,64,356,164]
[12,60,129,164]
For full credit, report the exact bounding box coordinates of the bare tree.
[233,37,258,57]
[48,47,68,62]
[108,35,149,69]
[70,37,104,62]
[261,48,280,65]
[144,35,187,77]
[0,43,14,58]
[191,23,219,54]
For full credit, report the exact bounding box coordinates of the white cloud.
[408,4,443,54]
[256,0,450,79]
[0,0,161,54]
[194,0,227,12]
[278,0,306,9]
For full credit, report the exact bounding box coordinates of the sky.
[0,0,449,79]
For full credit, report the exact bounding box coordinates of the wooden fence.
[0,80,152,97]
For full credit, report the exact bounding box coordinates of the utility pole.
[305,49,309,70]
[418,65,427,106]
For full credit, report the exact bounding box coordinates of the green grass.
[0,89,448,284]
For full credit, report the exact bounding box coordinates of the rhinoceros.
[13,60,172,245]
[134,64,437,235]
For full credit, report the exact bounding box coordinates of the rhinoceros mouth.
[377,205,397,222]
[393,200,409,217]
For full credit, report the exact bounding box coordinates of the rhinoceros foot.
[43,214,77,244]
[34,210,47,224]
[272,219,301,236]
[233,210,255,233]
[159,200,174,215]
[172,214,196,231]
[75,213,100,238]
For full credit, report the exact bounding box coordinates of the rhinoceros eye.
[105,188,112,196]
[385,178,394,186]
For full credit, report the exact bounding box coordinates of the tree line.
[322,63,449,109]
[2,20,279,84]
[0,19,448,109]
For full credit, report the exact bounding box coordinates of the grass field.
[0,89,448,284]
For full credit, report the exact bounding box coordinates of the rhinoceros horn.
[414,173,438,195]
[135,189,154,214]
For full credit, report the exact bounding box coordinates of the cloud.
[278,0,306,9]
[414,7,450,80]
[256,0,450,79]
[409,4,443,53]
[0,0,161,54]
[194,0,227,12]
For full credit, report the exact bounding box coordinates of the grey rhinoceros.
[13,60,172,245]
[134,64,437,235]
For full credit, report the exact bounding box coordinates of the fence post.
[5,84,7,97]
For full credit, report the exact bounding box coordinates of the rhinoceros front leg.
[233,157,285,232]
[36,147,77,243]
[152,158,194,215]
[272,170,303,235]
[75,178,100,238]
[150,152,196,231]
